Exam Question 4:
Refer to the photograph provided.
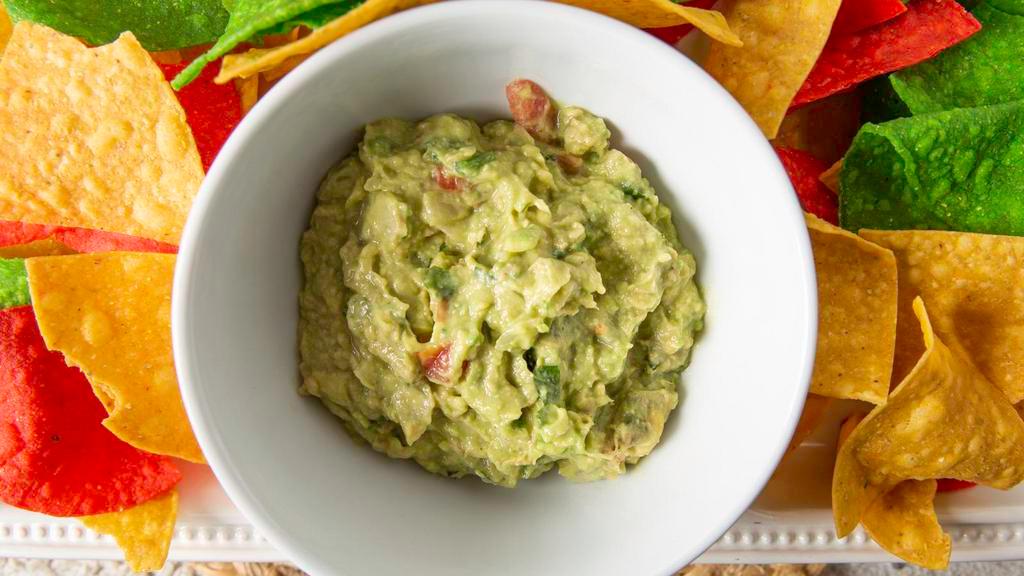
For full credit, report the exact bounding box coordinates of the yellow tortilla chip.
[552,0,740,46]
[837,413,951,569]
[833,298,1024,537]
[0,1,11,56]
[149,50,183,65]
[0,238,74,258]
[235,75,259,116]
[704,0,842,138]
[820,159,842,194]
[861,230,1024,404]
[774,92,861,166]
[25,252,204,463]
[786,393,831,453]
[0,23,203,244]
[863,480,951,570]
[217,0,438,83]
[806,213,897,404]
[79,489,178,572]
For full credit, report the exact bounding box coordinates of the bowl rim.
[172,2,817,574]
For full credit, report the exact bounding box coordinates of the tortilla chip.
[777,148,838,225]
[836,413,950,569]
[792,0,981,109]
[0,306,181,516]
[0,220,177,254]
[25,253,204,463]
[786,393,832,452]
[0,23,203,244]
[819,159,842,194]
[704,0,842,138]
[0,1,11,55]
[832,0,908,36]
[80,489,178,572]
[0,238,73,258]
[860,230,1024,404]
[863,480,950,569]
[841,100,1024,236]
[236,75,259,116]
[553,0,739,46]
[806,214,897,404]
[833,298,1024,537]
[891,2,1024,115]
[216,0,438,84]
[774,91,862,166]
[159,59,241,171]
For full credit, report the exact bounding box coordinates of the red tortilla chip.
[936,479,976,493]
[775,147,839,224]
[832,0,907,37]
[792,0,980,109]
[0,306,180,516]
[0,220,176,253]
[160,59,241,171]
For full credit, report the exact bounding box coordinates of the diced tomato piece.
[936,479,976,493]
[433,166,464,191]
[417,344,452,384]
[506,79,558,142]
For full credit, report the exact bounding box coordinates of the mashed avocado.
[299,82,705,487]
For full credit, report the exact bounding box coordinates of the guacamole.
[299,81,705,487]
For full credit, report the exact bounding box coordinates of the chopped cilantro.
[455,151,496,175]
[534,365,561,404]
[425,267,457,299]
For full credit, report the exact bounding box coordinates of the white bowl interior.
[173,3,816,575]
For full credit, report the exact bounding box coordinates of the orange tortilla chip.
[217,0,438,84]
[833,298,1024,537]
[786,393,832,453]
[0,23,203,244]
[774,92,861,166]
[861,230,1024,404]
[806,213,897,404]
[79,489,178,572]
[0,238,74,258]
[704,0,842,138]
[25,253,204,463]
[552,0,740,46]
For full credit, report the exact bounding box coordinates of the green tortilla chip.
[0,258,29,310]
[3,0,229,51]
[171,0,362,89]
[840,100,1024,235]
[891,2,1024,114]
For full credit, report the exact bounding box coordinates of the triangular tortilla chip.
[25,252,204,463]
[0,238,74,258]
[861,229,1024,404]
[79,489,178,572]
[833,298,1024,537]
[704,0,842,138]
[552,0,739,46]
[837,413,951,570]
[216,0,438,83]
[0,23,203,244]
[806,214,897,404]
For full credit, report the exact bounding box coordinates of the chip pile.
[710,0,1024,567]
[1,0,1022,570]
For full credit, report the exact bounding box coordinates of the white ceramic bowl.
[173,2,817,575]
